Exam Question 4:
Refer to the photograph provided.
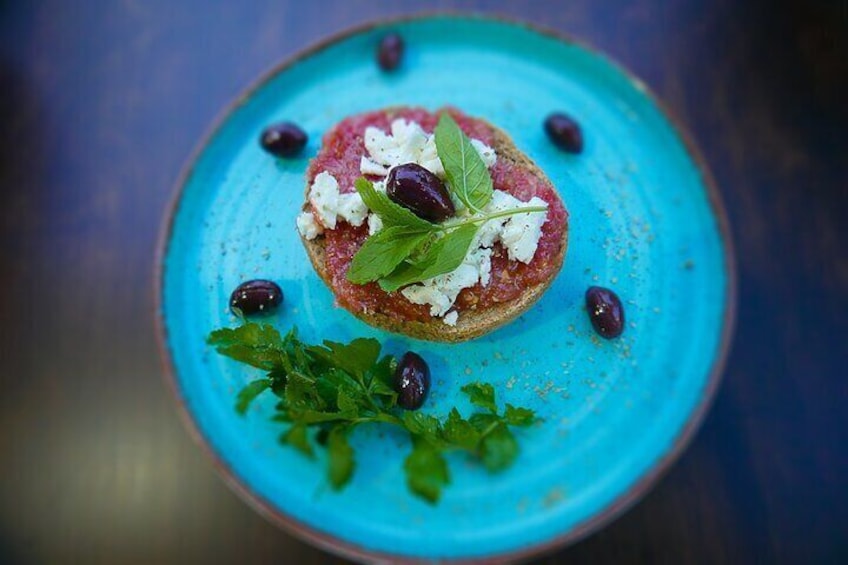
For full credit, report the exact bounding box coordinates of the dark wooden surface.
[1,1,846,563]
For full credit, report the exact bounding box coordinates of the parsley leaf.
[235,378,271,415]
[404,437,450,503]
[442,408,481,450]
[434,113,493,212]
[461,382,498,414]
[479,422,519,472]
[504,404,537,427]
[208,322,541,503]
[281,423,313,457]
[327,425,355,489]
[207,324,285,370]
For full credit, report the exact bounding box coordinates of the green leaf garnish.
[346,114,547,291]
[434,112,493,212]
[378,223,479,292]
[347,226,430,284]
[281,423,313,457]
[327,426,355,489]
[461,382,498,414]
[208,322,541,503]
[405,437,450,503]
[235,378,271,415]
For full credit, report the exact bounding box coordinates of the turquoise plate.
[156,15,735,563]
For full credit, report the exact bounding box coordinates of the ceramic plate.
[156,15,735,563]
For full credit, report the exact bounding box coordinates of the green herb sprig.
[346,113,547,291]
[208,322,539,503]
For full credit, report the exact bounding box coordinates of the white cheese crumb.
[360,156,389,176]
[367,213,383,235]
[471,139,497,168]
[359,118,496,178]
[308,171,368,229]
[296,211,323,240]
[475,190,523,248]
[443,311,459,326]
[401,246,492,317]
[500,196,548,263]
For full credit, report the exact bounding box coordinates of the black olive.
[259,122,307,157]
[394,352,430,410]
[377,33,404,71]
[229,279,283,317]
[386,163,455,222]
[544,112,583,153]
[585,286,624,339]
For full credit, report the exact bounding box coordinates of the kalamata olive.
[377,33,404,71]
[544,112,583,153]
[229,279,283,317]
[387,163,455,222]
[394,352,430,410]
[585,286,624,339]
[259,122,307,157]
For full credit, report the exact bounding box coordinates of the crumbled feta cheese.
[471,139,497,168]
[367,213,383,235]
[499,196,548,263]
[443,311,459,326]
[401,246,492,317]
[296,211,323,240]
[360,156,389,176]
[359,118,496,178]
[308,171,368,229]
[475,190,523,248]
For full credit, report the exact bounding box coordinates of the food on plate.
[544,112,584,154]
[229,279,284,317]
[585,285,625,339]
[207,322,538,503]
[296,107,569,342]
[376,32,404,71]
[260,121,308,157]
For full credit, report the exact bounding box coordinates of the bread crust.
[300,119,568,343]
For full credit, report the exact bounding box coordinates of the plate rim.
[153,12,737,564]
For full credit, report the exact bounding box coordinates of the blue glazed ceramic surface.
[159,16,733,562]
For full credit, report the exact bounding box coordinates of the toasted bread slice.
[300,119,568,343]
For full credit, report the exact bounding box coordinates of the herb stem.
[439,205,548,232]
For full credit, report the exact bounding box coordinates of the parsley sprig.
[208,322,539,503]
[346,113,547,291]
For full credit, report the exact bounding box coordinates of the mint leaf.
[235,378,271,415]
[434,113,493,212]
[461,382,498,414]
[327,426,355,489]
[479,422,519,472]
[404,438,450,503]
[347,226,430,284]
[355,177,433,229]
[378,223,479,291]
[504,404,537,427]
[208,324,285,370]
[442,408,480,450]
[281,423,313,457]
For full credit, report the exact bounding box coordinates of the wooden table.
[1,1,845,563]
